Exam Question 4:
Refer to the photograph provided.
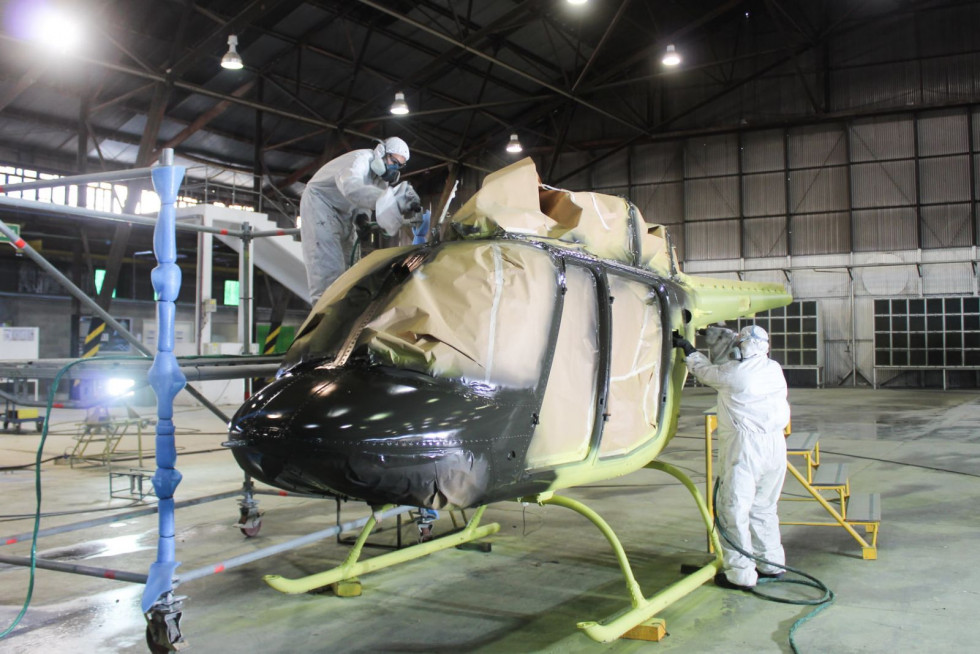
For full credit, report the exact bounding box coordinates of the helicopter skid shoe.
[263,505,499,595]
[529,461,724,644]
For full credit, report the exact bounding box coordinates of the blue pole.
[141,150,188,614]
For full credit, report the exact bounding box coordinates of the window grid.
[874,297,980,367]
[736,300,820,368]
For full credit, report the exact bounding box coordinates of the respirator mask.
[370,144,404,184]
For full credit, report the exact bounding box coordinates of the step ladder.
[704,411,880,560]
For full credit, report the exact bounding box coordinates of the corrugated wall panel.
[917,3,980,56]
[919,155,971,204]
[789,166,849,213]
[832,62,920,112]
[632,183,683,225]
[921,262,975,295]
[743,216,787,258]
[974,108,980,151]
[852,207,917,251]
[742,270,785,286]
[553,152,592,190]
[684,134,738,178]
[742,172,785,217]
[791,212,851,255]
[917,109,969,156]
[922,54,980,104]
[792,270,849,300]
[593,149,630,189]
[788,125,847,169]
[850,117,914,161]
[851,161,916,208]
[632,143,683,184]
[829,16,915,67]
[741,130,784,173]
[684,219,740,260]
[920,203,972,249]
[685,176,739,220]
[975,154,980,202]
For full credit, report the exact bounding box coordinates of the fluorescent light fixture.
[390,91,410,115]
[221,35,244,70]
[662,44,681,67]
[506,133,523,153]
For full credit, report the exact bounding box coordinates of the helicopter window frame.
[524,260,601,470]
[596,271,665,459]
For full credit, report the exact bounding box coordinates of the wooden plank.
[622,618,667,641]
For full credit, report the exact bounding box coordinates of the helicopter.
[223,157,792,641]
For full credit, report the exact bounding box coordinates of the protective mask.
[369,155,386,177]
[380,165,400,184]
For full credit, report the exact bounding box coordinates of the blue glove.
[412,210,431,245]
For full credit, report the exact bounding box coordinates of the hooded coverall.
[299,149,389,305]
[686,340,790,588]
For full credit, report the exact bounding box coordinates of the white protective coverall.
[299,137,416,304]
[685,325,791,587]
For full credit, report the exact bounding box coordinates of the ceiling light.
[662,44,681,67]
[31,7,83,54]
[221,35,244,70]
[506,133,523,154]
[566,0,589,5]
[390,91,409,115]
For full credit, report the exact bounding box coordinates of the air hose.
[0,355,145,640]
[712,480,835,654]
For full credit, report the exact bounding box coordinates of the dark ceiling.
[1,0,958,205]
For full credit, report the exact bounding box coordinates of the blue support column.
[141,150,188,614]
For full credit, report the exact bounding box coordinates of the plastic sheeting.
[601,276,663,457]
[525,264,599,469]
[358,241,558,388]
[452,158,680,278]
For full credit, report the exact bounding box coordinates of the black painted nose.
[226,365,512,509]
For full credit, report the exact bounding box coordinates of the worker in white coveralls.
[672,325,791,590]
[299,136,421,304]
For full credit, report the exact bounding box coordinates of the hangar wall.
[544,0,980,388]
[555,107,979,388]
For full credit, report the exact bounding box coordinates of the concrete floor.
[1,386,978,653]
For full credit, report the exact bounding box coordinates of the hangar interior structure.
[1,1,979,653]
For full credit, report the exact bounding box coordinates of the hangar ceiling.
[0,0,964,202]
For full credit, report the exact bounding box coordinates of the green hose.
[0,355,146,640]
[712,479,835,654]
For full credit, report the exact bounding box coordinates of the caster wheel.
[145,610,185,653]
[238,515,262,537]
[36,420,44,433]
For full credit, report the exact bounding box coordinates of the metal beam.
[0,62,46,113]
[167,0,294,78]
[0,35,492,174]
[153,80,257,156]
[354,0,654,138]
[571,0,634,92]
